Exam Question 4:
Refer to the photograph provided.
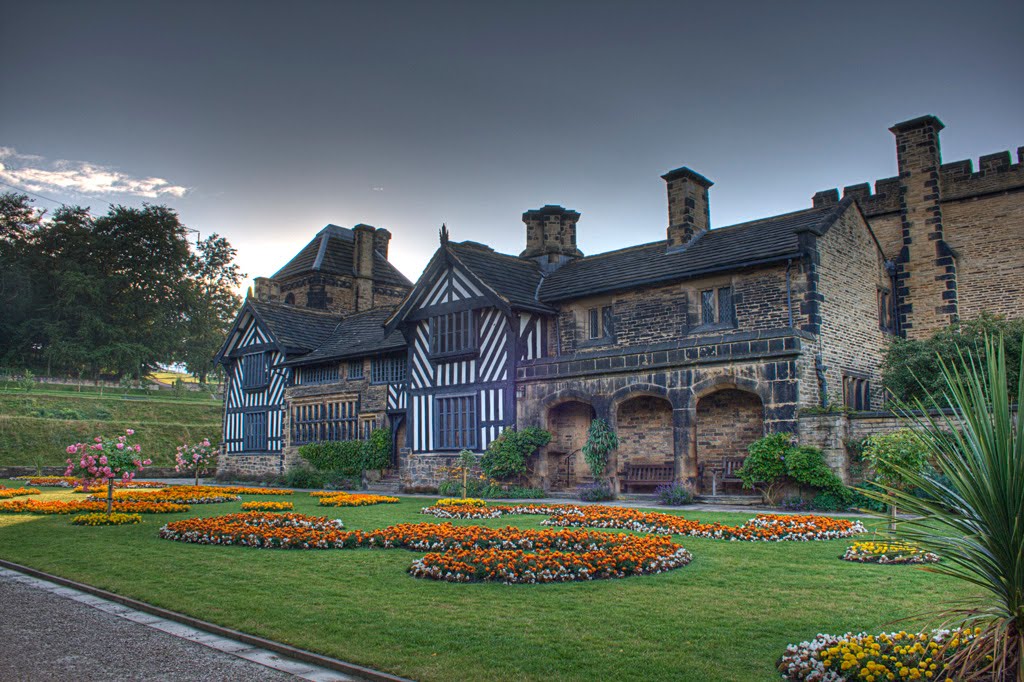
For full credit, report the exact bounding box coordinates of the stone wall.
[554,263,803,354]
[814,205,892,409]
[616,395,674,474]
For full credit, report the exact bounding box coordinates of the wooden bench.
[620,462,674,492]
[707,457,746,495]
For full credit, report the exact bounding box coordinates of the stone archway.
[544,400,596,490]
[615,395,674,491]
[694,389,764,494]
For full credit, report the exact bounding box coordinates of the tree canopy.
[0,192,244,382]
[881,313,1024,402]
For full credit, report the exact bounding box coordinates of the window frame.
[434,393,478,451]
[370,355,407,385]
[347,359,364,380]
[429,309,478,359]
[843,374,871,412]
[242,409,268,451]
[695,285,736,331]
[241,352,269,390]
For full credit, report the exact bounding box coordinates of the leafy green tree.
[179,234,244,383]
[736,432,790,504]
[882,313,1024,402]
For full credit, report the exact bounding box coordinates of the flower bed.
[0,499,189,514]
[13,476,79,487]
[241,500,295,512]
[159,513,692,584]
[420,504,866,542]
[841,541,940,564]
[436,498,487,506]
[88,487,240,505]
[779,628,977,680]
[0,487,42,499]
[316,492,400,507]
[71,480,166,493]
[71,512,143,526]
[209,486,294,496]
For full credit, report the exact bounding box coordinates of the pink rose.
[126,429,135,435]
[116,443,124,450]
[134,444,141,453]
[99,455,108,465]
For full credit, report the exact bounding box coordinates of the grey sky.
[2,1,1021,290]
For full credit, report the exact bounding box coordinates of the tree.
[882,313,1024,402]
[179,234,244,383]
[174,439,217,486]
[64,428,152,514]
[480,427,551,481]
[862,428,930,530]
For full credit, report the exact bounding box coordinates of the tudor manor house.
[215,115,1024,494]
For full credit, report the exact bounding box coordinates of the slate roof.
[446,242,550,311]
[247,300,342,354]
[281,308,405,366]
[537,200,851,302]
[273,224,411,287]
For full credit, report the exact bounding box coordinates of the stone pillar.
[890,115,958,339]
[672,407,696,487]
[519,205,583,265]
[662,166,713,250]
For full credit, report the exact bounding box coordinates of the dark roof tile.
[272,224,411,287]
[283,308,404,365]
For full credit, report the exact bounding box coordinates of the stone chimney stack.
[662,167,713,250]
[519,205,583,270]
[252,277,280,303]
[889,115,957,338]
[352,224,376,312]
[373,227,391,260]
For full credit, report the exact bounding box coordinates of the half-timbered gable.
[386,231,556,457]
[215,300,341,469]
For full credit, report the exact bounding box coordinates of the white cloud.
[0,147,188,199]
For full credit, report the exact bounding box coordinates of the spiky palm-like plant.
[868,336,1023,681]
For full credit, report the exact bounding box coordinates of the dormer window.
[430,310,476,358]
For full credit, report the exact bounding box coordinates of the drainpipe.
[785,259,794,328]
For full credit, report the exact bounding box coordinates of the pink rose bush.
[64,429,152,515]
[174,439,217,486]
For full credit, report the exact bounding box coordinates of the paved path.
[0,568,356,681]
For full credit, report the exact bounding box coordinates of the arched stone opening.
[615,395,674,492]
[544,400,596,490]
[694,389,764,494]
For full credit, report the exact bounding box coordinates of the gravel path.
[0,569,352,681]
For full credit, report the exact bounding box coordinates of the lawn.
[0,482,975,682]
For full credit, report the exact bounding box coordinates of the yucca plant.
[866,336,1023,681]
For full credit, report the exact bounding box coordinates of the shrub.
[781,495,812,512]
[480,427,551,481]
[785,445,846,495]
[582,419,618,479]
[655,482,694,506]
[298,430,394,480]
[736,433,791,504]
[577,481,614,502]
[863,428,930,527]
[284,466,343,490]
[810,490,848,512]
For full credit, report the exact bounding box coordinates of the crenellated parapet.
[814,146,1024,216]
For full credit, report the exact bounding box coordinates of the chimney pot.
[373,227,392,259]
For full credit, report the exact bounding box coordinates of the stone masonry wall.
[555,263,804,354]
[616,395,674,477]
[942,192,1024,321]
[814,207,891,409]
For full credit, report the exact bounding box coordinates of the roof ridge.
[451,241,537,267]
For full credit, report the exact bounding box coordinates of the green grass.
[0,381,222,402]
[0,483,975,682]
[0,393,222,467]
